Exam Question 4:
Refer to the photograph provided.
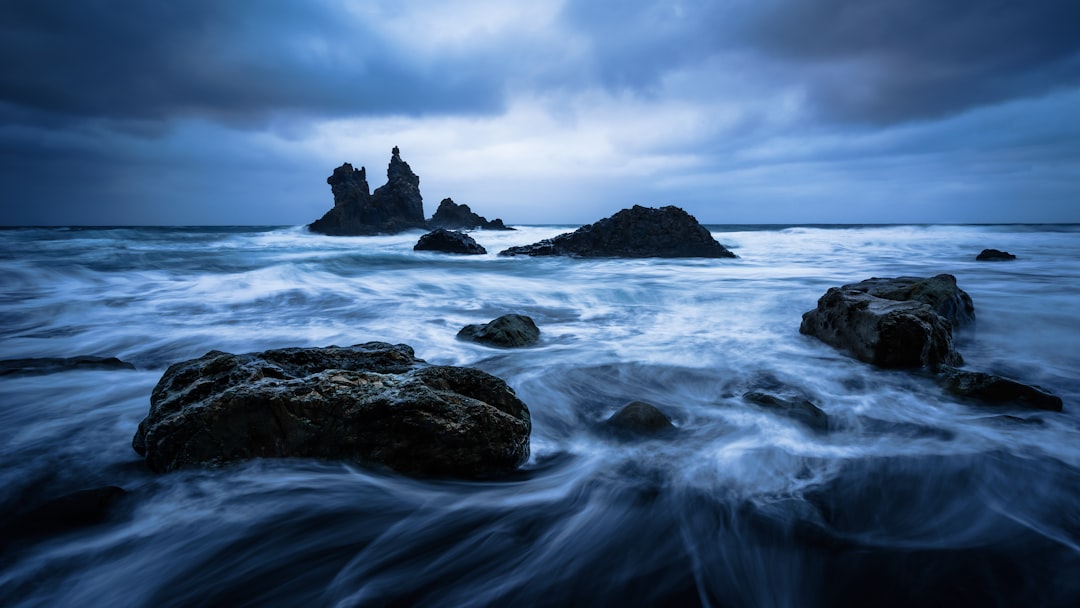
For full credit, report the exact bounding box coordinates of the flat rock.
[429,198,512,231]
[800,284,963,369]
[976,248,1017,261]
[603,401,675,437]
[498,205,736,258]
[457,314,540,348]
[743,391,829,432]
[132,343,531,477]
[309,147,428,235]
[936,366,1063,412]
[414,228,487,255]
[0,356,136,376]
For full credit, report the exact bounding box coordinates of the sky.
[1,0,1079,226]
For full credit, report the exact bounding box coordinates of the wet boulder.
[457,314,540,347]
[800,283,963,369]
[309,147,428,235]
[837,274,975,329]
[743,392,829,433]
[428,198,512,231]
[498,205,736,258]
[132,343,531,477]
[603,401,675,437]
[936,367,1063,412]
[976,249,1017,261]
[414,228,487,255]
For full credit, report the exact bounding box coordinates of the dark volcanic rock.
[603,401,675,437]
[838,274,975,329]
[743,392,829,432]
[976,248,1017,261]
[429,198,512,231]
[3,486,128,541]
[131,343,531,477]
[936,367,1063,412]
[414,228,487,255]
[309,147,428,236]
[498,205,736,258]
[0,356,136,376]
[457,314,540,348]
[800,283,963,369]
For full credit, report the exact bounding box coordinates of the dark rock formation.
[800,280,963,369]
[457,314,540,348]
[936,367,1063,412]
[429,198,512,231]
[132,343,531,477]
[976,249,1017,261]
[602,401,675,437]
[308,148,428,235]
[743,392,829,432]
[837,274,975,329]
[0,356,136,376]
[414,228,487,255]
[2,486,128,542]
[498,205,736,258]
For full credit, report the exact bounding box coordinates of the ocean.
[1,224,1079,606]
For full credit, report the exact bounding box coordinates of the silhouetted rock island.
[430,198,512,231]
[414,228,487,255]
[499,205,736,258]
[309,147,427,236]
[132,343,532,477]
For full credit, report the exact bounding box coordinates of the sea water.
[1,224,1079,606]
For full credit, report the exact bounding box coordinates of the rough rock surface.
[498,205,736,258]
[309,147,428,235]
[936,367,1063,411]
[838,274,975,329]
[429,198,512,231]
[0,356,135,376]
[457,314,540,347]
[800,283,963,369]
[132,343,531,477]
[976,249,1017,261]
[414,228,487,255]
[603,401,675,437]
[743,392,829,432]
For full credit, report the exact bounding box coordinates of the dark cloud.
[0,0,505,128]
[559,0,1080,124]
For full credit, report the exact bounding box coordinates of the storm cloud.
[1,0,1078,225]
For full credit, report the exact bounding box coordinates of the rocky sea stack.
[132,343,531,477]
[309,147,428,236]
[499,205,736,258]
[429,198,512,231]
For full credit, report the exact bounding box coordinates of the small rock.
[414,228,487,254]
[457,314,540,347]
[0,356,136,376]
[936,367,1063,412]
[603,401,675,437]
[743,392,829,432]
[976,249,1017,261]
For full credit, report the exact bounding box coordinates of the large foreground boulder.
[800,280,963,369]
[132,343,531,477]
[414,228,487,255]
[498,205,736,258]
[309,147,428,235]
[457,314,540,347]
[837,274,975,329]
[429,198,512,230]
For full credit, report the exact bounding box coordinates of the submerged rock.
[976,248,1017,261]
[429,198,512,231]
[743,391,829,432]
[800,284,963,369]
[414,228,487,255]
[603,401,675,437]
[936,367,1063,412]
[132,343,531,477]
[309,147,428,236]
[0,356,136,376]
[457,314,540,347]
[498,205,736,258]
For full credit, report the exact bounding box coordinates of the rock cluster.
[499,205,736,258]
[429,198,512,231]
[414,228,487,255]
[132,343,531,477]
[309,147,428,236]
